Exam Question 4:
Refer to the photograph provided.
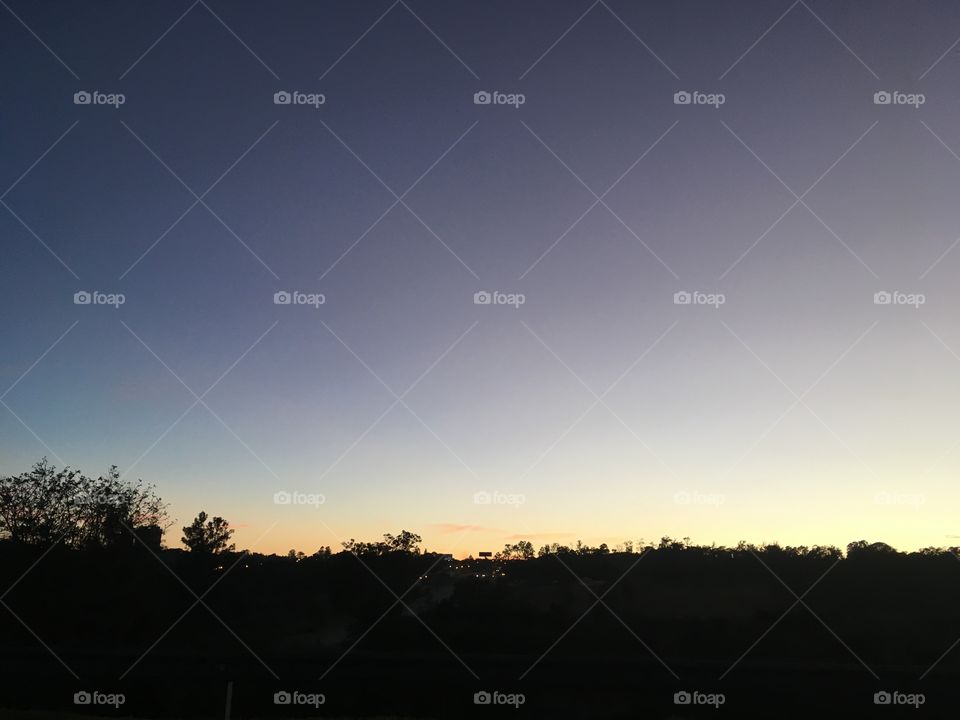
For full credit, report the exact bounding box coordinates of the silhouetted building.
[134,524,163,550]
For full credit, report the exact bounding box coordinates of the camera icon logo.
[274,91,292,105]
[474,290,492,305]
[273,491,292,505]
[673,91,691,105]
[674,690,692,705]
[74,291,92,305]
[274,290,292,305]
[73,91,91,105]
[874,91,892,105]
[673,290,691,305]
[274,690,292,705]
[473,491,492,505]
[874,291,891,305]
[474,91,492,105]
[473,691,492,705]
[874,691,891,705]
[73,691,92,705]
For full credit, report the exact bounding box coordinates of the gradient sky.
[4,0,960,556]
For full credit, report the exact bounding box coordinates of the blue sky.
[4,0,960,555]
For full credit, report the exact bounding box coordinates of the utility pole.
[224,680,233,720]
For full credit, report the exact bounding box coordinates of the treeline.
[4,459,960,719]
[3,520,960,676]
[2,459,956,563]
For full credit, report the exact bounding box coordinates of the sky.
[3,0,960,557]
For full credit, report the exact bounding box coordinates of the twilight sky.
[4,0,960,556]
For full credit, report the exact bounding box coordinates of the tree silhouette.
[497,540,535,560]
[181,511,235,553]
[0,459,83,545]
[77,465,169,549]
[0,458,168,548]
[342,529,422,555]
[384,529,422,553]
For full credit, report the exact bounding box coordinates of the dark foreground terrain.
[1,538,958,718]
